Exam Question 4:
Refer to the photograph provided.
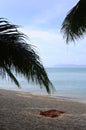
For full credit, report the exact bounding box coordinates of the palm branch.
[0,18,53,93]
[61,0,86,43]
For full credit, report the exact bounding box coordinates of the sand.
[0,89,86,130]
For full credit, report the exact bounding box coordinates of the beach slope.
[0,89,86,130]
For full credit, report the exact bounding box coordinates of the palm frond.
[0,18,54,93]
[3,65,20,87]
[61,0,86,43]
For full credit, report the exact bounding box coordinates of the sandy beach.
[0,89,86,130]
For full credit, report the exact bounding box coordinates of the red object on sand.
[40,109,64,118]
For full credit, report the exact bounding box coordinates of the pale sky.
[0,0,86,67]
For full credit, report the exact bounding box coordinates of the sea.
[0,65,86,103]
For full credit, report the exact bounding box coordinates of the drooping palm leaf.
[61,0,86,43]
[0,18,53,93]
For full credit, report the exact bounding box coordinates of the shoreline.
[0,87,86,104]
[0,88,86,130]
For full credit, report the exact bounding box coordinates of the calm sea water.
[0,67,86,102]
[46,67,86,102]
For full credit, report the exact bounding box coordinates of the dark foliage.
[61,0,86,43]
[0,18,53,93]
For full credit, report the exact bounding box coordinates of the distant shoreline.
[46,64,86,68]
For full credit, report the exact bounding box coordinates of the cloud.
[19,21,86,67]
[19,27,69,66]
[22,29,61,40]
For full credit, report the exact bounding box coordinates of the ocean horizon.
[0,65,86,103]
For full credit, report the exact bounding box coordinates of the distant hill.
[54,64,86,68]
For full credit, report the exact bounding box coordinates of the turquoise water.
[46,67,86,102]
[0,67,86,102]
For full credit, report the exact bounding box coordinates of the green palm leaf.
[61,0,86,43]
[0,18,53,93]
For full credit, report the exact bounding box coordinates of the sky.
[0,0,86,67]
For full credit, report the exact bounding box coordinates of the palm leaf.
[61,0,86,43]
[0,18,53,93]
[3,65,20,87]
